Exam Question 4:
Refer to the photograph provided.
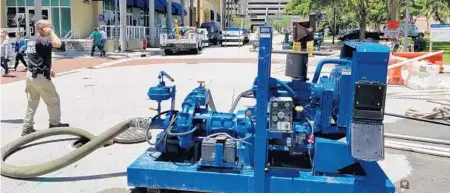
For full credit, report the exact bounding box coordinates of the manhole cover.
[113,127,148,144]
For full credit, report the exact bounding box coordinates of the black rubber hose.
[385,113,450,127]
[1,118,136,179]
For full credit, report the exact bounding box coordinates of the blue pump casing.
[128,27,394,193]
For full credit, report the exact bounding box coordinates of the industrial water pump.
[127,26,394,193]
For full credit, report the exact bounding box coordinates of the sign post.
[429,24,450,52]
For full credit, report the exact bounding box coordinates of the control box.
[269,97,294,131]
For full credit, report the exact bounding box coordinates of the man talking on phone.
[21,19,69,136]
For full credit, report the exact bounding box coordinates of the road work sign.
[384,20,401,38]
[430,24,450,42]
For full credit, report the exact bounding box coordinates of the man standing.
[21,20,69,136]
[90,28,105,57]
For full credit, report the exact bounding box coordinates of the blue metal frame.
[128,150,394,192]
[127,26,395,193]
[253,26,272,192]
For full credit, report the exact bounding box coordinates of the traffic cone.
[387,58,404,85]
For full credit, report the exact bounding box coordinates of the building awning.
[158,0,186,16]
[171,2,187,16]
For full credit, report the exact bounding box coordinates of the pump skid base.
[127,151,395,193]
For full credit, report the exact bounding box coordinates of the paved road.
[1,42,449,193]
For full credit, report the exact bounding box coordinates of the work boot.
[49,123,70,128]
[21,127,37,136]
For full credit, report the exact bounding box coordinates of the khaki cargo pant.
[22,71,61,129]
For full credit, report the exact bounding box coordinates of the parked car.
[200,21,223,45]
[338,30,381,41]
[159,26,203,55]
[382,23,424,39]
[221,27,246,46]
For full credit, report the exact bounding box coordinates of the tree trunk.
[388,0,399,21]
[357,0,368,41]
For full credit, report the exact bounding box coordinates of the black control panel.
[352,81,386,121]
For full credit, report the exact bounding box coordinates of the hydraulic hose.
[1,118,136,179]
[312,58,351,83]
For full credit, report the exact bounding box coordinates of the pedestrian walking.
[21,19,70,136]
[1,30,11,77]
[89,27,105,57]
[99,26,107,51]
[14,32,28,71]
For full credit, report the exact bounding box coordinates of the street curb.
[52,49,162,60]
[91,58,150,69]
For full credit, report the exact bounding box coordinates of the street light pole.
[404,0,410,51]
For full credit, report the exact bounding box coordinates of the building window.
[17,0,25,6]
[60,7,71,37]
[51,7,61,36]
[60,0,70,6]
[7,0,16,6]
[51,0,59,6]
[5,0,71,37]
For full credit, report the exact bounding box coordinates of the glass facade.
[5,0,71,37]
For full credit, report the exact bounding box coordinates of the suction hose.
[1,118,136,179]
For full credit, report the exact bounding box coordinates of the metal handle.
[160,71,175,82]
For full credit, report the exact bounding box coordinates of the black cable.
[146,110,179,146]
[385,112,450,127]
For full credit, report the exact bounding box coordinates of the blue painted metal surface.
[128,150,394,192]
[127,25,395,193]
[253,26,273,192]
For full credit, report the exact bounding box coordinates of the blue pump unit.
[127,26,394,192]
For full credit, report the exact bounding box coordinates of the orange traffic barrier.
[387,58,404,85]
[392,52,444,73]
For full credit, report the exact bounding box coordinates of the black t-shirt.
[26,36,53,70]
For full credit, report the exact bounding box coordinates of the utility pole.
[404,0,410,51]
[120,0,127,51]
[34,0,42,21]
[115,0,120,51]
